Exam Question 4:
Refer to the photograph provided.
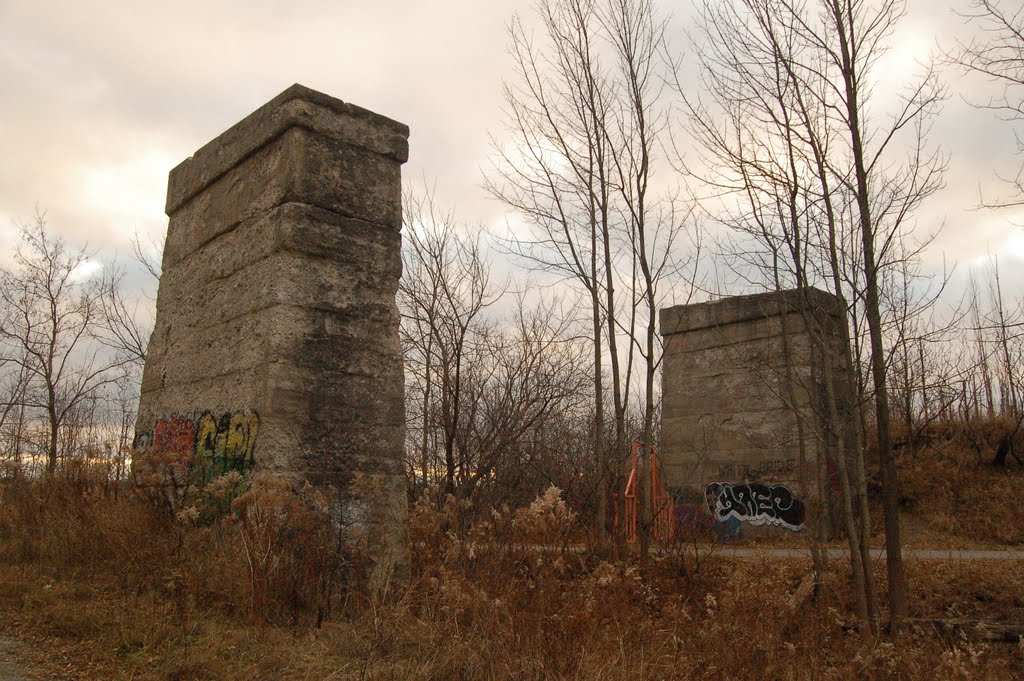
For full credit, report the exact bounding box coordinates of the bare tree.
[684,0,946,630]
[485,0,626,540]
[954,0,1024,208]
[0,214,126,473]
[601,0,696,562]
[95,264,152,371]
[94,230,161,372]
[486,0,696,555]
[399,188,503,498]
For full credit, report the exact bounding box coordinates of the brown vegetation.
[894,417,1024,547]
[1,454,1021,681]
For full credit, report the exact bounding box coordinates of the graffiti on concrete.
[704,481,805,532]
[154,415,197,460]
[714,458,797,481]
[132,431,153,451]
[194,411,260,477]
[134,410,260,477]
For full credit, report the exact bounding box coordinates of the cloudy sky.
[1,0,1022,300]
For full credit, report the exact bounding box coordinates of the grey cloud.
[0,0,1021,301]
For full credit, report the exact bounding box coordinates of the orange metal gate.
[615,442,676,543]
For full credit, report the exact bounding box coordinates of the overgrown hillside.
[893,418,1024,547]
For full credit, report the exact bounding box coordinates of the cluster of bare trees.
[887,258,1024,443]
[0,213,152,479]
[394,0,1023,635]
[660,0,1024,635]
[399,190,596,512]
[680,0,952,631]
[483,0,700,556]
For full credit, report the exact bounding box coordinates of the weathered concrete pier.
[660,288,851,532]
[134,84,409,582]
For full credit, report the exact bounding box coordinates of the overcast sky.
[1,0,1022,302]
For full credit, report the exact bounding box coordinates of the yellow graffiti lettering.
[195,413,219,459]
[226,413,251,460]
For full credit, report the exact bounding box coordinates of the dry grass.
[896,417,1024,547]
[0,456,1022,679]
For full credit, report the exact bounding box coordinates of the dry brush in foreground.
[0,466,1021,680]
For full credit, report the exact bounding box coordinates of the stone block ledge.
[660,287,845,337]
[166,84,409,215]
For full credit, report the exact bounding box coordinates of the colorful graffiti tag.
[704,481,805,532]
[154,415,196,460]
[134,410,260,478]
[194,411,260,477]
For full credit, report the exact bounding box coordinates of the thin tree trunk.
[819,323,871,634]
[830,0,908,627]
[592,283,607,541]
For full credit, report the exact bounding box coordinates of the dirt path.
[0,638,38,681]
[516,543,1024,560]
[711,547,1024,560]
